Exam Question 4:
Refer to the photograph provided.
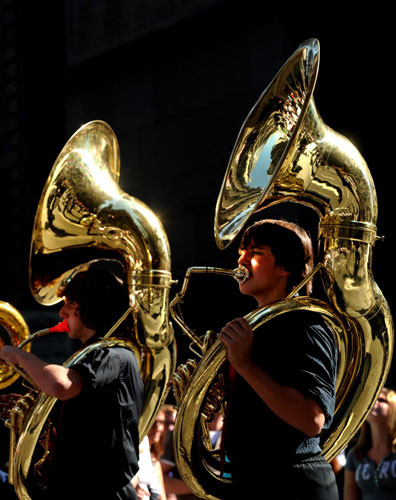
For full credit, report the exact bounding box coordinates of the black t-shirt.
[225,310,338,480]
[44,342,143,499]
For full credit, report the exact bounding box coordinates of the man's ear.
[278,266,291,277]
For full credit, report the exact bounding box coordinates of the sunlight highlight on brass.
[171,38,394,499]
[2,121,176,500]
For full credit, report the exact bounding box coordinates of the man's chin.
[239,283,254,297]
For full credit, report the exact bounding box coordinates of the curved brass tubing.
[171,38,393,499]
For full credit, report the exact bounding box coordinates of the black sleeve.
[290,321,338,422]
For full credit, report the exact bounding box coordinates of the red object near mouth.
[49,320,69,333]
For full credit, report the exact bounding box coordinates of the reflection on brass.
[0,302,31,389]
[171,39,394,499]
[2,121,176,500]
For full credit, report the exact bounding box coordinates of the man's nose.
[238,250,249,266]
[59,305,67,319]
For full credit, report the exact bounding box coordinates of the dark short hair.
[240,219,314,295]
[60,268,130,333]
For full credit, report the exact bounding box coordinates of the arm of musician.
[218,317,325,437]
[0,346,83,400]
[343,468,361,500]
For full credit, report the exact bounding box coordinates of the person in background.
[162,404,177,441]
[344,387,396,499]
[160,407,200,500]
[147,407,168,500]
[132,436,159,499]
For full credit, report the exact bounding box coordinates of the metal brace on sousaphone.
[170,38,394,499]
[0,120,176,500]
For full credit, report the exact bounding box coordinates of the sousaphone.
[2,120,176,500]
[170,38,394,499]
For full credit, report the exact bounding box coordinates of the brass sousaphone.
[0,302,30,388]
[170,39,394,499]
[1,120,176,500]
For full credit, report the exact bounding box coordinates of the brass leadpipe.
[170,266,248,352]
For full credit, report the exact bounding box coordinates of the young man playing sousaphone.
[0,268,143,500]
[218,219,339,499]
